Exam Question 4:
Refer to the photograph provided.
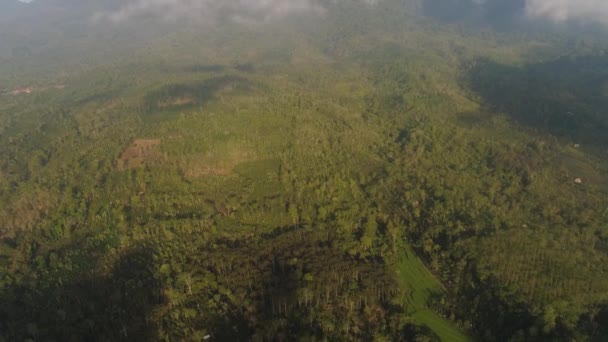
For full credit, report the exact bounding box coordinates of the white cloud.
[525,0,608,24]
[98,0,608,27]
[94,0,330,23]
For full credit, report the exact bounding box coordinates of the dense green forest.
[1,0,608,340]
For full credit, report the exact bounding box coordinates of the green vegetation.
[397,246,470,342]
[1,0,608,341]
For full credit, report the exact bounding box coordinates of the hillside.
[1,0,608,340]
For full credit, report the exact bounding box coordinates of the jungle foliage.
[1,0,608,341]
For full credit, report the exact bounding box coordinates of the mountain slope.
[0,0,607,340]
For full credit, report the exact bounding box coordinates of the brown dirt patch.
[0,190,52,237]
[181,149,256,178]
[118,139,163,170]
[158,96,195,108]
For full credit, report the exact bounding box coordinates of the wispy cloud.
[98,0,608,27]
[525,0,608,24]
[93,0,330,23]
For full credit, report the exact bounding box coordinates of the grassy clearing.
[396,245,471,342]
[412,309,470,342]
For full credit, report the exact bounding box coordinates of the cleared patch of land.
[180,148,256,178]
[118,139,163,170]
[396,245,471,342]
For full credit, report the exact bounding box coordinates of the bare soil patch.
[118,139,163,170]
[181,149,256,178]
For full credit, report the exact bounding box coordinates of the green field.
[396,246,471,342]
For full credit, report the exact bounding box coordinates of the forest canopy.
[1,0,607,341]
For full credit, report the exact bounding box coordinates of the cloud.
[525,0,608,24]
[94,0,330,23]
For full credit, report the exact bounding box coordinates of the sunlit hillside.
[1,0,607,340]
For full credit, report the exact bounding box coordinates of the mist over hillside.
[2,0,607,65]
[1,0,608,341]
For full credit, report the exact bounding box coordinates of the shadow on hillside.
[142,75,253,113]
[422,0,525,29]
[0,247,163,342]
[591,306,608,341]
[464,55,608,148]
[158,63,255,74]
